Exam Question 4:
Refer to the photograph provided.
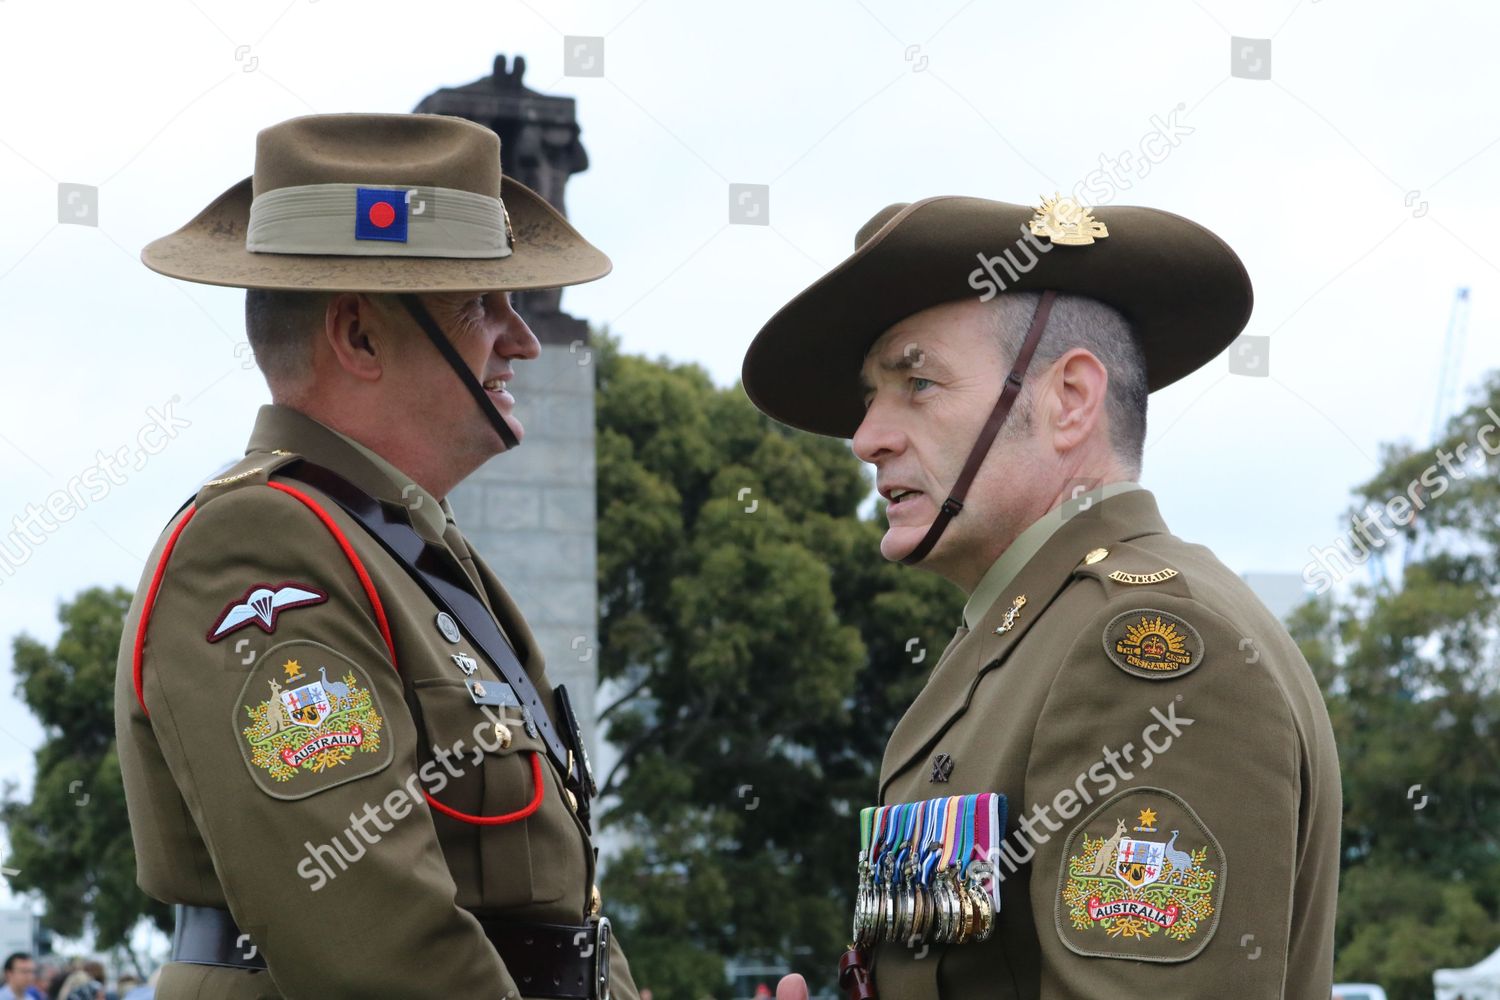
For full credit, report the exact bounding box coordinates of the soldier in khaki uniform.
[747,196,1340,999]
[115,113,638,999]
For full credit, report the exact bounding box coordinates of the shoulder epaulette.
[1071,540,1192,600]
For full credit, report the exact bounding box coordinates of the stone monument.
[414,56,602,760]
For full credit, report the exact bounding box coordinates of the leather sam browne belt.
[478,914,612,1000]
[272,459,597,829]
[172,904,613,999]
[168,458,597,828]
[274,462,576,782]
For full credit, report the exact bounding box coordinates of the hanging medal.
[853,791,1010,949]
[876,803,900,944]
[913,797,943,946]
[935,794,962,944]
[867,805,888,946]
[954,794,978,944]
[906,800,930,946]
[892,802,918,946]
[964,792,998,942]
[854,806,876,948]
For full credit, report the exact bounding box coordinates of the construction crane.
[1386,286,1473,582]
[1431,286,1472,442]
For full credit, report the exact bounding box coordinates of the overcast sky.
[2,0,1498,923]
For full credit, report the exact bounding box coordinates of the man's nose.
[495,296,541,360]
[852,397,905,463]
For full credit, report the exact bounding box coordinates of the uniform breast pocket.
[409,677,568,909]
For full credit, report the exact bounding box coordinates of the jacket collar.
[963,481,1144,628]
[879,488,1172,799]
[244,404,450,545]
[243,405,538,669]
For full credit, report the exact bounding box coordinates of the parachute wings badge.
[207,581,328,642]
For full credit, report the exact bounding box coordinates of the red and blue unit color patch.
[355,187,408,243]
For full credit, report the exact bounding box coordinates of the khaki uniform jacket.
[871,490,1340,999]
[115,404,638,1000]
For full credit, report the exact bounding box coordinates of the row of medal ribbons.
[853,792,1007,949]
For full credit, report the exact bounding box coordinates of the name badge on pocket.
[466,678,521,707]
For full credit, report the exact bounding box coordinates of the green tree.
[593,334,963,997]
[2,586,170,965]
[1288,372,1500,1000]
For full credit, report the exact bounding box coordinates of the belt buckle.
[593,916,611,1000]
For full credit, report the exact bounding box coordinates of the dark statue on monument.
[411,54,606,775]
[414,54,592,341]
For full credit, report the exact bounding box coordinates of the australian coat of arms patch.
[1055,787,1224,961]
[235,639,393,800]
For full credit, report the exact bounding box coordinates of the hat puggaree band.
[247,182,514,259]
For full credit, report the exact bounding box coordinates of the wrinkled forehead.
[858,328,929,390]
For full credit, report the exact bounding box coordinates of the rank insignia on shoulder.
[1102,608,1204,680]
[207,581,327,642]
[235,640,392,800]
[202,467,264,489]
[1055,787,1224,962]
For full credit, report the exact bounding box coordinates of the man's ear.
[323,292,388,383]
[1047,347,1110,453]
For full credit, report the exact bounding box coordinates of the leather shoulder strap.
[900,290,1056,565]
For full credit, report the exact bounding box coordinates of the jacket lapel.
[878,490,1171,799]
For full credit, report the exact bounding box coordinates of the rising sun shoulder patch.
[1055,786,1225,962]
[1102,607,1204,680]
[234,639,393,800]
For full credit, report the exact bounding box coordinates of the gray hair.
[243,289,332,393]
[989,292,1147,476]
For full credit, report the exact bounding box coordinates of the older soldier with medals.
[116,113,637,999]
[748,195,1341,999]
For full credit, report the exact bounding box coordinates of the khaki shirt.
[115,403,638,1000]
[964,481,1143,628]
[871,489,1340,999]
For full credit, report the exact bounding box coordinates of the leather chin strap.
[899,289,1057,567]
[395,292,520,452]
